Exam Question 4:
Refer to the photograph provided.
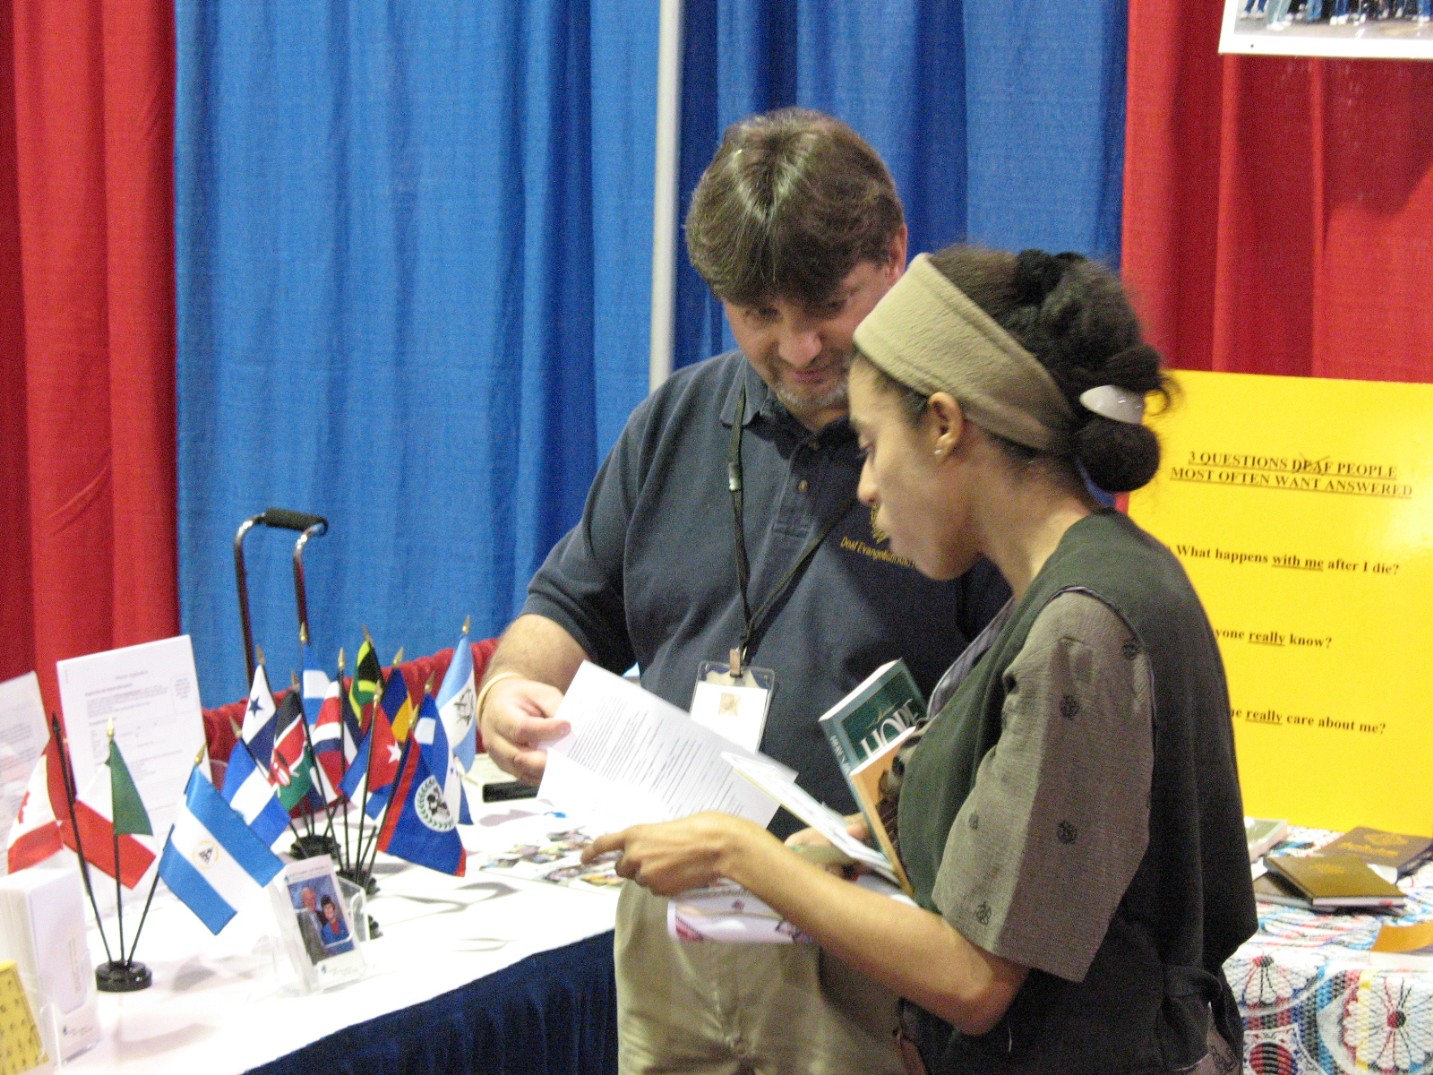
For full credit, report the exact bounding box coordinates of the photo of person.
[318,894,352,951]
[289,878,354,961]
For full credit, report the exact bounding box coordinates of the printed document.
[538,662,782,834]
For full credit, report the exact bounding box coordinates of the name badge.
[689,660,775,752]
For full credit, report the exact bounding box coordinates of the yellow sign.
[1127,370,1433,835]
[0,961,44,1075]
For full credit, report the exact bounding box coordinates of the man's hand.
[478,676,569,785]
[475,614,589,785]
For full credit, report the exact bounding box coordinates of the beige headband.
[853,253,1076,453]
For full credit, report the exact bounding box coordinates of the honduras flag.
[436,624,478,772]
[219,742,290,847]
[160,765,284,934]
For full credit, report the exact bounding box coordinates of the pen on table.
[482,780,540,802]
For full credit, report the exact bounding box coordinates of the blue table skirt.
[248,931,618,1075]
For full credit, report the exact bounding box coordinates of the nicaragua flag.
[219,742,289,848]
[436,625,478,773]
[159,766,284,934]
[413,693,471,825]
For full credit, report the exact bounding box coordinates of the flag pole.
[48,713,113,966]
[94,724,151,992]
[127,743,203,967]
[361,733,415,882]
[290,670,340,863]
[335,649,356,881]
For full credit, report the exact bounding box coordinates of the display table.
[63,824,620,1074]
[1231,840,1433,1074]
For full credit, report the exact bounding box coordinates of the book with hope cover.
[818,659,925,774]
[1263,852,1407,910]
[815,660,925,897]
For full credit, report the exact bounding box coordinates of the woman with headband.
[585,245,1256,1075]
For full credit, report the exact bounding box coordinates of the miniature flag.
[301,638,331,722]
[269,692,317,812]
[339,704,399,819]
[348,637,383,729]
[241,663,279,770]
[380,666,416,743]
[160,765,284,934]
[62,736,155,888]
[377,739,466,875]
[436,627,478,772]
[308,676,346,800]
[413,693,471,826]
[219,742,290,847]
[5,739,65,873]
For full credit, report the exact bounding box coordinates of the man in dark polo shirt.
[478,108,1007,1075]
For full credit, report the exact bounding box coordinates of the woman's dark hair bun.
[1012,249,1086,307]
[1012,249,1063,306]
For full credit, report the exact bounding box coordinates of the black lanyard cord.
[727,383,853,670]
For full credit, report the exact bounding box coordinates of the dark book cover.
[1318,827,1433,877]
[817,659,924,774]
[1264,853,1407,909]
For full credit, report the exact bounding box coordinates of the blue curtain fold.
[176,2,658,703]
[673,0,1126,371]
[175,0,1124,706]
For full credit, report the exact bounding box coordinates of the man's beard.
[772,351,852,417]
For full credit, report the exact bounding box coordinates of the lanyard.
[727,384,851,673]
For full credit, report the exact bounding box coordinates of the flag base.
[289,832,341,861]
[96,959,152,992]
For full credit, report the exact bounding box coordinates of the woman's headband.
[853,253,1076,453]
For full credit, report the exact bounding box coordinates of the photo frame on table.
[270,856,366,993]
[1221,0,1433,60]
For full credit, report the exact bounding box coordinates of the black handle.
[260,508,328,534]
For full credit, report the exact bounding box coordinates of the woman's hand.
[581,812,776,897]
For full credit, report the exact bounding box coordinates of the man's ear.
[926,392,965,457]
[883,226,909,285]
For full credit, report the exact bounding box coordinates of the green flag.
[108,737,153,836]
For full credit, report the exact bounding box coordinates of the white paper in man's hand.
[539,662,784,833]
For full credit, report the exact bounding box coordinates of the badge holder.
[690,650,775,752]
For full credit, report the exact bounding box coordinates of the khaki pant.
[614,882,904,1075]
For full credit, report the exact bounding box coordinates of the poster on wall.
[1221,0,1433,59]
[1126,370,1432,835]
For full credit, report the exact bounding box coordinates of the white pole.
[648,0,683,392]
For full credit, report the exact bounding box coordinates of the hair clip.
[1078,385,1145,425]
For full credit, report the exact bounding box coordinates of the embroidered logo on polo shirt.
[838,506,917,568]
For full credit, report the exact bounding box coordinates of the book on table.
[1317,826,1433,880]
[1263,852,1407,910]
[1244,816,1289,862]
[1252,870,1317,910]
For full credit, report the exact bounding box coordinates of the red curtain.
[0,1,177,717]
[1124,2,1433,385]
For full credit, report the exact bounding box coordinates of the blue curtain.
[175,2,659,703]
[175,1,1125,706]
[673,0,1127,370]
